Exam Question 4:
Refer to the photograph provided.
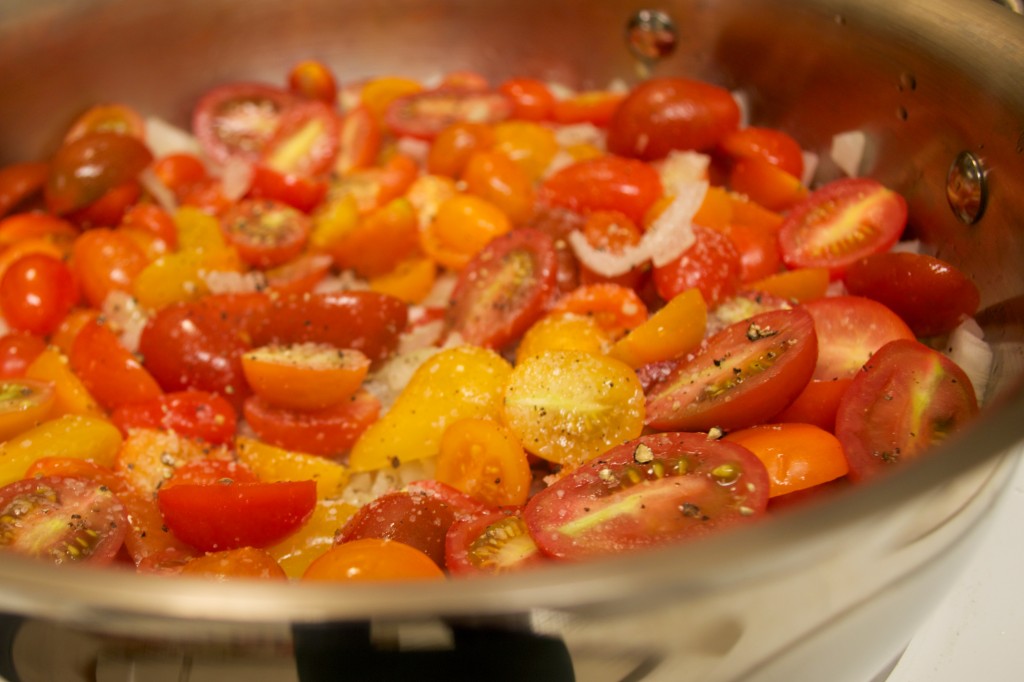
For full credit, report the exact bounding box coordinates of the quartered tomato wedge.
[523,432,770,561]
[241,343,370,411]
[261,100,341,177]
[445,507,546,576]
[446,228,558,349]
[110,390,238,444]
[192,82,297,165]
[778,178,907,278]
[242,390,381,457]
[384,90,512,140]
[337,490,457,567]
[219,198,311,268]
[0,476,127,565]
[44,132,154,216]
[645,308,818,432]
[835,339,979,482]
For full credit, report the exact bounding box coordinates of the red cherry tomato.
[652,224,743,307]
[69,319,164,411]
[242,390,381,457]
[444,507,546,576]
[337,490,457,567]
[192,82,297,165]
[384,90,512,140]
[771,378,853,433]
[111,390,238,444]
[261,100,341,177]
[0,162,49,218]
[446,228,558,350]
[0,476,128,565]
[719,222,782,284]
[497,77,556,121]
[843,251,981,337]
[607,77,741,159]
[523,432,769,561]
[44,132,153,216]
[0,332,47,378]
[718,126,805,178]
[539,155,663,225]
[403,479,495,519]
[157,480,316,552]
[121,203,178,249]
[0,253,80,336]
[219,198,311,268]
[152,153,210,198]
[645,308,818,432]
[247,166,328,213]
[335,105,382,175]
[835,339,979,482]
[778,178,907,278]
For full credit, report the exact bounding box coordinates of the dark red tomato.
[403,479,495,519]
[835,339,979,482]
[525,206,585,294]
[192,82,297,165]
[44,132,153,216]
[0,253,80,336]
[260,100,341,177]
[157,480,316,552]
[247,165,328,213]
[445,507,546,576]
[844,251,981,337]
[0,476,128,565]
[718,126,805,178]
[0,332,46,378]
[69,319,164,411]
[645,308,818,431]
[0,162,49,218]
[523,432,769,561]
[66,180,143,230]
[607,77,741,159]
[497,77,556,121]
[778,178,907,278]
[446,228,558,350]
[337,490,457,567]
[538,156,663,226]
[384,90,512,140]
[802,295,915,381]
[111,390,238,444]
[242,390,381,457]
[652,224,743,306]
[219,198,311,268]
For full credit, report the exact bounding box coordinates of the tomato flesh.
[192,82,297,164]
[445,507,545,575]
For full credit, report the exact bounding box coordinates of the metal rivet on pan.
[946,151,987,225]
[626,10,678,63]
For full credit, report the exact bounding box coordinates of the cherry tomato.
[287,59,339,104]
[264,253,333,295]
[436,70,491,92]
[403,479,495,519]
[261,100,341,177]
[241,344,370,411]
[69,319,163,411]
[247,165,328,213]
[0,332,47,378]
[728,156,808,212]
[523,432,769,561]
[778,177,907,278]
[420,193,511,271]
[445,507,545,576]
[652,224,742,307]
[718,126,805,178]
[539,155,663,226]
[71,227,149,307]
[0,378,56,441]
[302,538,445,582]
[724,423,848,497]
[609,288,708,368]
[192,82,297,165]
[336,490,457,567]
[844,251,981,337]
[162,458,259,489]
[436,418,532,507]
[771,378,853,433]
[44,132,153,216]
[835,339,979,482]
[446,228,558,349]
[645,308,818,432]
[460,150,535,225]
[718,222,782,284]
[497,77,556,121]
[243,390,381,457]
[802,295,915,381]
[158,479,316,552]
[0,476,127,565]
[0,253,80,336]
[180,547,287,580]
[66,179,142,230]
[121,203,178,249]
[0,162,49,218]
[607,77,741,159]
[0,213,78,250]
[551,90,625,127]
[384,90,512,140]
[548,282,649,338]
[427,122,496,178]
[335,105,382,175]
[110,390,238,444]
[63,103,146,143]
[152,153,210,198]
[219,198,311,268]
[118,487,197,565]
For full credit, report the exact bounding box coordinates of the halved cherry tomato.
[802,295,915,381]
[71,227,149,307]
[404,479,494,519]
[747,267,829,303]
[152,153,210,197]
[607,78,741,159]
[0,332,47,379]
[302,537,445,582]
[44,132,153,216]
[551,90,625,127]
[609,288,707,368]
[0,379,55,442]
[515,312,612,362]
[436,418,532,507]
[241,343,370,411]
[0,213,78,250]
[180,547,287,580]
[335,105,381,175]
[243,390,380,457]
[420,194,511,271]
[446,228,558,349]
[264,253,333,294]
[835,339,979,482]
[0,253,80,336]
[445,507,545,576]
[778,177,907,278]
[158,479,316,552]
[162,458,259,489]
[523,432,769,560]
[218,198,311,268]
[192,82,297,165]
[23,457,122,493]
[287,60,338,104]
[652,224,742,307]
[724,423,848,497]
[66,179,142,229]
[110,390,238,444]
[539,155,663,226]
[497,77,556,121]
[427,122,496,178]
[63,103,146,143]
[771,378,853,433]
[548,283,648,338]
[0,476,128,565]
[645,308,818,432]
[113,427,231,498]
[328,197,420,278]
[729,156,808,212]
[384,90,512,140]
[0,162,49,218]
[69,319,163,411]
[261,100,341,177]
[844,251,981,337]
[718,126,804,178]
[461,150,535,225]
[247,165,328,213]
[336,490,457,567]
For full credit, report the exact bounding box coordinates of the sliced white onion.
[831,129,866,178]
[656,150,711,189]
[395,136,431,165]
[946,316,992,403]
[419,271,458,308]
[731,89,751,129]
[100,291,149,354]
[144,116,203,159]
[546,81,577,101]
[0,315,11,338]
[801,150,820,187]
[219,157,254,201]
[137,167,178,214]
[889,239,923,254]
[201,269,268,295]
[553,122,605,150]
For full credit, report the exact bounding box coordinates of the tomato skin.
[303,537,446,582]
[778,178,907,278]
[69,319,164,411]
[0,162,49,218]
[337,490,457,567]
[180,546,287,580]
[645,308,818,432]
[538,156,663,226]
[725,423,848,497]
[843,252,981,337]
[0,476,128,565]
[243,390,381,457]
[0,253,80,336]
[247,166,328,213]
[385,90,512,140]
[71,227,149,307]
[219,198,311,268]
[157,480,316,552]
[523,432,769,561]
[445,507,545,576]
[446,228,559,350]
[718,126,804,178]
[110,390,238,444]
[241,344,370,411]
[0,332,47,378]
[44,132,154,216]
[771,378,853,433]
[652,224,743,307]
[497,77,555,121]
[287,60,338,104]
[607,78,741,159]
[192,82,297,165]
[63,103,146,143]
[835,339,979,482]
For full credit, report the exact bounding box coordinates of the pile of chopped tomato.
[0,62,984,581]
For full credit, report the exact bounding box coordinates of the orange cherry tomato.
[420,194,511,270]
[328,197,420,278]
[460,150,535,225]
[0,212,77,249]
[772,378,853,433]
[287,59,339,104]
[180,547,288,580]
[549,283,648,338]
[427,122,496,178]
[436,418,532,507]
[747,267,830,303]
[609,287,707,368]
[71,227,149,308]
[302,538,446,582]
[241,343,371,412]
[552,90,625,126]
[69,319,164,411]
[725,423,849,498]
